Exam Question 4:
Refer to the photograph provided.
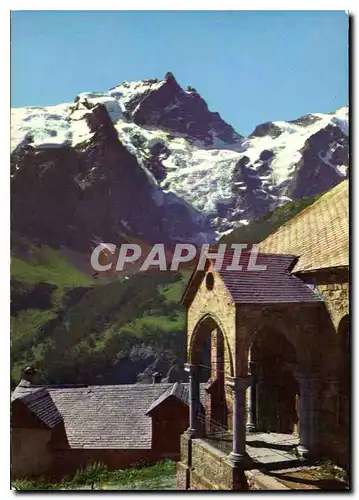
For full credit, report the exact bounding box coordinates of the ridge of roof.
[145,381,189,415]
[13,386,63,428]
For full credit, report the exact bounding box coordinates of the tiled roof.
[49,384,179,449]
[11,382,62,429]
[11,378,32,399]
[211,251,322,304]
[12,382,205,450]
[145,381,189,415]
[259,180,349,273]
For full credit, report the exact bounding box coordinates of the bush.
[12,477,61,490]
[12,479,37,490]
[12,460,177,491]
[317,460,348,483]
[72,462,109,490]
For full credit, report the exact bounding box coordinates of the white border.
[2,5,355,499]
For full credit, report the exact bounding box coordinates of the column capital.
[184,363,199,375]
[226,376,252,391]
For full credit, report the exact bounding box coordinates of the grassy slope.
[220,194,320,245]
[12,460,177,491]
[12,245,95,287]
[11,243,191,385]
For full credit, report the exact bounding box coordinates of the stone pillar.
[205,328,227,432]
[226,376,252,465]
[246,362,257,432]
[295,372,320,458]
[184,363,201,438]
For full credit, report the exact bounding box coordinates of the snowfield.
[11,77,348,236]
[161,148,241,215]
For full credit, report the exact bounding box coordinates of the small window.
[206,272,215,290]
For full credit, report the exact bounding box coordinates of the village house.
[177,179,349,490]
[11,371,205,479]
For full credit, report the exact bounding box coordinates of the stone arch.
[237,305,323,374]
[249,325,299,434]
[188,313,235,432]
[188,313,234,378]
[250,324,298,367]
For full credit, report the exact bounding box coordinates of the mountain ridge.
[11,72,348,252]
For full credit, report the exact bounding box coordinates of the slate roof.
[145,381,189,415]
[211,251,322,304]
[12,382,205,450]
[259,179,349,273]
[11,381,63,429]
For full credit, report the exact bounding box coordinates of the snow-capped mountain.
[11,72,348,252]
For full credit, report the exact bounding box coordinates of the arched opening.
[190,315,233,433]
[250,327,299,434]
[337,315,349,427]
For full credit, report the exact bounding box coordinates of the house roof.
[12,381,63,429]
[12,381,204,450]
[215,252,322,304]
[145,381,189,415]
[259,180,349,273]
[181,251,322,306]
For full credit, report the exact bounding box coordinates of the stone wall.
[12,426,164,480]
[50,448,160,479]
[176,434,293,491]
[187,262,236,377]
[317,282,349,330]
[244,469,290,490]
[177,434,248,490]
[151,399,189,455]
[298,268,349,468]
[298,268,349,331]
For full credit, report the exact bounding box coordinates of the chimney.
[152,372,162,384]
[22,366,37,385]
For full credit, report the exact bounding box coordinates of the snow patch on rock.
[11,76,348,239]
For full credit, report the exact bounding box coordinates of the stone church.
[177,179,349,490]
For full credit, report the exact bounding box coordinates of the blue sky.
[11,10,348,136]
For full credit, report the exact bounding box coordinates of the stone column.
[295,372,320,458]
[226,376,252,465]
[246,362,257,432]
[184,363,201,438]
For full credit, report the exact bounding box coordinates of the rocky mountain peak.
[164,71,178,84]
[113,72,244,147]
[11,73,348,247]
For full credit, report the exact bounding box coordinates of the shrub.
[72,462,109,490]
